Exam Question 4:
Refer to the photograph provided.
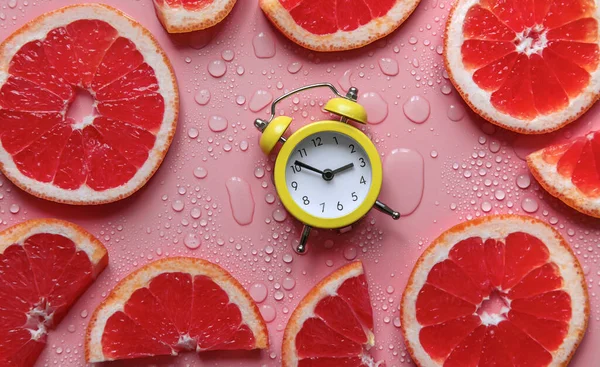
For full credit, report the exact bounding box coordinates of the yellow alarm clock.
[254,83,399,254]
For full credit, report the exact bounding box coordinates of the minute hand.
[331,163,354,175]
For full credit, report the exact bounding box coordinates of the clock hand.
[294,160,324,175]
[331,163,354,175]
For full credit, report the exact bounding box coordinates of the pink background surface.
[0,0,599,366]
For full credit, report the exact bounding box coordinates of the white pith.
[0,4,178,204]
[402,216,588,367]
[260,0,422,51]
[528,138,600,218]
[153,0,236,33]
[282,262,378,367]
[445,0,600,133]
[86,258,267,363]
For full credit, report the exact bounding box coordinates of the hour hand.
[294,160,324,175]
[331,163,354,175]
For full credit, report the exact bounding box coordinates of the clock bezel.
[273,120,383,229]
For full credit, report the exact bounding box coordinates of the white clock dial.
[285,131,373,219]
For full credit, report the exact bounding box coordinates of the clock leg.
[295,225,312,254]
[374,200,401,220]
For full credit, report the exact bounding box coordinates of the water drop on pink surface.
[8,0,17,9]
[495,190,506,200]
[193,166,208,179]
[194,89,211,105]
[359,91,388,124]
[250,283,268,303]
[187,127,199,139]
[9,204,19,214]
[338,69,353,92]
[260,304,277,322]
[282,253,293,263]
[516,174,531,189]
[273,209,287,222]
[221,49,234,61]
[208,115,228,132]
[282,277,295,290]
[226,177,255,225]
[379,148,424,216]
[249,90,273,112]
[253,32,276,58]
[447,104,465,121]
[343,246,357,260]
[521,196,539,213]
[489,140,501,153]
[236,95,246,105]
[378,57,399,76]
[191,208,202,219]
[240,140,249,151]
[481,201,492,212]
[184,233,201,249]
[403,95,430,124]
[172,200,184,212]
[287,61,303,74]
[208,60,227,78]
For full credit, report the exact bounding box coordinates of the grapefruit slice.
[259,0,422,51]
[528,130,600,218]
[0,218,108,367]
[401,215,589,367]
[445,0,600,134]
[85,257,268,362]
[153,0,238,33]
[0,4,179,205]
[282,261,381,367]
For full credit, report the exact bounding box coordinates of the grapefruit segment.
[153,0,238,33]
[282,261,380,367]
[401,215,589,367]
[0,4,178,204]
[85,257,268,363]
[0,219,108,367]
[260,0,422,51]
[528,130,600,217]
[445,0,600,133]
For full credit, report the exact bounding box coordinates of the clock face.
[285,131,373,219]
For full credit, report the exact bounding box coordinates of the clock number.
[311,137,323,147]
[333,136,339,145]
[291,164,301,173]
[337,201,344,211]
[303,196,310,205]
[320,202,325,212]
[291,181,298,191]
[297,148,307,158]
[349,144,356,154]
[360,176,367,185]
[352,192,358,201]
[359,157,366,167]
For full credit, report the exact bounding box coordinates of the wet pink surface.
[0,0,599,366]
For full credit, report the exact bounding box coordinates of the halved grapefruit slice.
[153,0,237,33]
[260,0,422,51]
[528,130,600,218]
[0,4,179,205]
[445,0,600,134]
[0,218,108,367]
[282,261,381,367]
[85,257,268,363]
[401,215,588,367]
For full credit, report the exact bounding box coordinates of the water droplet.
[188,127,199,138]
[194,89,211,105]
[250,283,268,303]
[253,32,276,58]
[326,259,334,267]
[274,290,284,301]
[9,204,19,214]
[265,193,275,204]
[481,201,492,212]
[282,277,296,290]
[193,166,208,179]
[208,60,226,78]
[240,140,249,151]
[516,174,531,189]
[380,149,424,216]
[403,95,430,124]
[260,304,277,322]
[236,65,245,75]
[393,316,401,327]
[190,207,202,219]
[447,104,465,121]
[236,95,246,105]
[287,61,303,74]
[378,57,399,76]
[254,167,265,178]
[430,150,438,158]
[409,36,418,45]
[221,49,234,61]
[8,0,17,9]
[494,190,506,201]
[441,85,452,95]
[56,347,63,355]
[226,177,255,225]
[489,141,501,153]
[324,240,334,249]
[208,115,228,132]
[249,90,273,112]
[273,209,287,222]
[184,233,201,249]
[184,57,192,64]
[67,324,76,333]
[521,196,539,213]
[386,286,395,294]
[283,254,293,263]
[343,246,357,260]
[359,91,388,124]
[338,69,353,92]
[80,310,88,318]
[172,200,184,212]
